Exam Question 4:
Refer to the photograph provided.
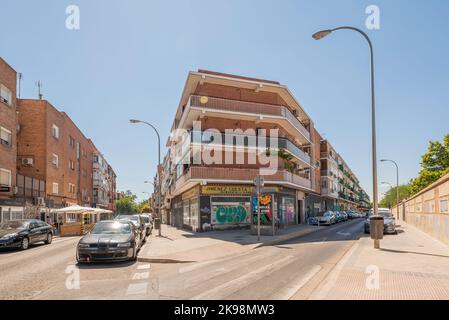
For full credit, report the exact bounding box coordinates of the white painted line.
[270,265,322,300]
[137,264,151,270]
[132,272,150,280]
[126,282,148,295]
[191,255,295,300]
[337,231,351,237]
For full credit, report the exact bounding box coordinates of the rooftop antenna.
[35,80,43,100]
[18,73,23,98]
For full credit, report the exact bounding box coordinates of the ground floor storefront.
[171,184,306,233]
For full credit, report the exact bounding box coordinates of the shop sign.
[201,185,254,195]
[182,187,199,200]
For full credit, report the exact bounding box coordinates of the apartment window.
[68,183,76,194]
[0,169,12,187]
[93,154,99,163]
[440,199,448,213]
[52,154,59,167]
[52,183,59,195]
[52,124,60,139]
[69,159,75,170]
[0,126,12,146]
[0,85,12,106]
[69,136,75,148]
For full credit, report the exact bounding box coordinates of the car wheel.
[21,237,30,250]
[45,233,53,244]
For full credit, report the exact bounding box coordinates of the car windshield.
[0,220,29,230]
[323,212,332,217]
[91,222,132,235]
[142,216,150,223]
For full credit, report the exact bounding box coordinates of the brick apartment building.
[0,56,117,222]
[155,70,370,233]
[0,58,20,220]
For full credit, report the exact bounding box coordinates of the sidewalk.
[138,223,323,263]
[310,221,449,300]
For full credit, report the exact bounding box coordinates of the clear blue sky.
[1,0,448,202]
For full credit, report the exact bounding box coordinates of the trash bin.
[370,216,384,240]
[154,218,161,230]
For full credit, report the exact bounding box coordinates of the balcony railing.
[175,166,312,190]
[188,131,311,166]
[188,95,310,141]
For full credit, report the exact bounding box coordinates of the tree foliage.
[379,184,412,208]
[116,191,138,214]
[410,134,449,194]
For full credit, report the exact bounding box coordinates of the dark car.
[76,220,141,263]
[0,219,53,250]
[115,214,147,241]
[340,211,349,221]
[334,212,344,223]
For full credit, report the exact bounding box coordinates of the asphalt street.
[0,219,366,300]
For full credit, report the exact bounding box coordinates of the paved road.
[0,219,366,299]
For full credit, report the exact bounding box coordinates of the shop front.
[180,186,200,232]
[196,184,298,233]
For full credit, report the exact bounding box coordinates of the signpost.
[253,175,264,241]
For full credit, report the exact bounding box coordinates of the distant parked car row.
[76,213,153,263]
[309,210,365,226]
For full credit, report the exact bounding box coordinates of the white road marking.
[126,282,148,295]
[137,264,151,270]
[270,265,322,300]
[191,255,295,300]
[178,260,219,274]
[337,231,351,237]
[132,272,150,280]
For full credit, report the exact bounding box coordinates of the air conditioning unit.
[34,197,46,206]
[22,158,34,166]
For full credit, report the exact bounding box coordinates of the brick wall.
[0,58,17,199]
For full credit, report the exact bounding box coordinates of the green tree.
[116,192,138,214]
[137,200,151,213]
[410,134,449,194]
[379,184,412,208]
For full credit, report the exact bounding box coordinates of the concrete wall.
[394,173,449,246]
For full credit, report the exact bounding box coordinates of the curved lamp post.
[313,26,379,248]
[130,119,162,236]
[381,159,400,219]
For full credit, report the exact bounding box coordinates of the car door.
[28,221,41,243]
[36,220,49,241]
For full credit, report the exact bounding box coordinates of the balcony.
[188,131,311,167]
[178,95,311,143]
[173,166,312,195]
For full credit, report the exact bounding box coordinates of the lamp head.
[312,29,333,40]
[129,119,141,124]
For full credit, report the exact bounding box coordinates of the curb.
[254,226,324,248]
[137,257,195,264]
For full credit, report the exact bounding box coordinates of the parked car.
[140,214,153,236]
[115,214,147,241]
[364,208,397,234]
[0,219,53,250]
[340,211,349,221]
[318,211,336,225]
[76,220,141,263]
[334,212,343,223]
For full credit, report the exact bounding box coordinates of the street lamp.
[381,159,400,220]
[313,26,380,248]
[130,119,162,236]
